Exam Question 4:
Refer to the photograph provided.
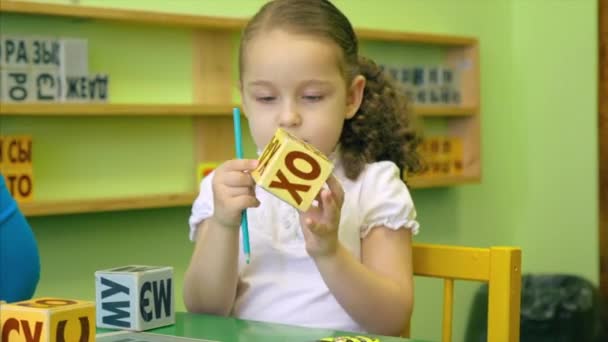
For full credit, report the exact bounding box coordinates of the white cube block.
[415,88,428,105]
[428,87,441,105]
[89,74,109,102]
[440,86,451,104]
[3,69,34,102]
[0,70,6,101]
[61,74,110,102]
[412,66,426,88]
[61,74,88,102]
[95,265,174,331]
[31,68,61,102]
[0,35,31,68]
[426,66,442,105]
[400,67,412,86]
[427,66,440,86]
[59,38,88,77]
[29,36,61,69]
[440,66,455,86]
[450,89,462,105]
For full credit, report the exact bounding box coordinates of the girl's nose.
[278,108,302,128]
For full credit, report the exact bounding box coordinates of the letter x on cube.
[251,128,334,211]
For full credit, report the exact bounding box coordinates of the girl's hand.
[211,159,260,229]
[299,174,345,258]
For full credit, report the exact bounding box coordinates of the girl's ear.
[345,75,366,119]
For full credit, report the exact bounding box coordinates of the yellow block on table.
[251,128,333,211]
[0,298,95,342]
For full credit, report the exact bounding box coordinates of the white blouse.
[189,156,419,332]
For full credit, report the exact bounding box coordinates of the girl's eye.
[303,95,324,101]
[256,96,276,103]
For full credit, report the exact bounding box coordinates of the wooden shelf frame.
[0,0,246,30]
[0,103,477,117]
[2,0,482,216]
[19,192,197,217]
[408,175,481,189]
[19,174,480,217]
[415,106,478,117]
[0,0,477,46]
[0,103,237,116]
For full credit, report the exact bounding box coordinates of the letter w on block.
[95,265,175,331]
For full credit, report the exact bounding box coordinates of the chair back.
[408,243,521,342]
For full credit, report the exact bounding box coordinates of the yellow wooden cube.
[0,135,32,169]
[425,137,442,177]
[197,162,220,185]
[415,139,430,178]
[251,128,333,211]
[449,137,464,175]
[1,166,34,203]
[0,297,95,342]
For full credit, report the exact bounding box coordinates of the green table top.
[98,312,431,342]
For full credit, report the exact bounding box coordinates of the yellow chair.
[407,243,522,342]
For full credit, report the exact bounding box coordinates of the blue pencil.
[232,107,251,264]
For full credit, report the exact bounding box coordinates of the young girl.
[184,0,421,336]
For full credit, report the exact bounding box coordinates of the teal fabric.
[0,174,40,302]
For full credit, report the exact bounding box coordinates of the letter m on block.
[100,277,131,328]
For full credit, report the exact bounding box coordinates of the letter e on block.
[95,265,174,331]
[0,297,95,342]
[251,128,333,211]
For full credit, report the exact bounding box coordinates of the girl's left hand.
[299,174,345,258]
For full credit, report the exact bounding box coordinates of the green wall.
[1,1,598,341]
[510,0,598,278]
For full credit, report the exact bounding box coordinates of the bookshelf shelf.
[0,0,476,45]
[408,175,481,189]
[2,0,482,216]
[0,103,236,116]
[20,175,481,217]
[0,103,477,117]
[20,192,197,217]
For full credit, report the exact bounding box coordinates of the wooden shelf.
[0,103,476,117]
[19,192,197,217]
[414,106,478,117]
[408,175,481,189]
[357,28,476,46]
[0,103,236,116]
[0,0,246,30]
[2,1,482,217]
[18,175,479,217]
[0,0,475,46]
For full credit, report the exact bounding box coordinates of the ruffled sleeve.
[359,161,419,238]
[188,171,215,241]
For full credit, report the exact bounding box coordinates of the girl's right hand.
[211,159,260,229]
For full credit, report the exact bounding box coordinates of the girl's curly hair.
[341,56,423,179]
[240,0,423,181]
